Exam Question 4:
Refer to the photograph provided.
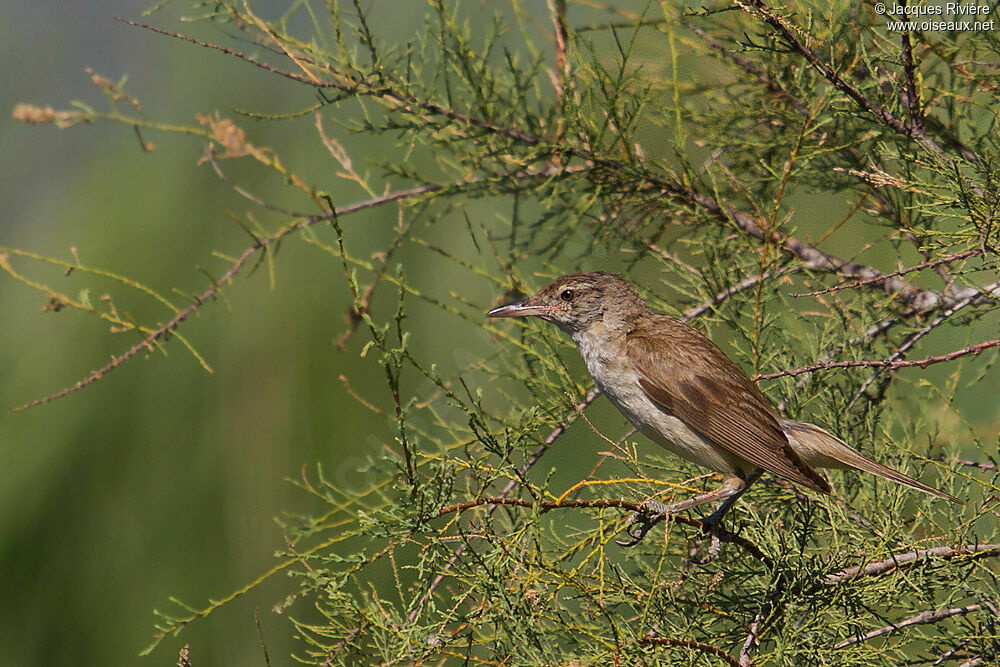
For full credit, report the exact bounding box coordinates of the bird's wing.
[626,325,830,493]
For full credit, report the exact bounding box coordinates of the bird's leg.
[697,470,762,561]
[617,473,754,548]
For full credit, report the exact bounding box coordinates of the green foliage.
[6,0,1000,664]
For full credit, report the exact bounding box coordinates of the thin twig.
[10,185,441,412]
[773,309,912,414]
[407,388,600,622]
[320,627,360,666]
[740,612,763,667]
[733,0,949,159]
[679,18,808,115]
[547,0,570,102]
[253,607,272,667]
[740,576,786,666]
[683,270,798,321]
[933,637,975,666]
[928,457,997,472]
[206,147,310,217]
[118,18,540,146]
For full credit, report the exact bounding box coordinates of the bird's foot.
[691,513,741,564]
[616,500,743,554]
[616,502,671,547]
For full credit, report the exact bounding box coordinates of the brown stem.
[548,0,570,102]
[118,18,540,146]
[640,636,741,666]
[898,0,923,130]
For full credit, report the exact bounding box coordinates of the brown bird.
[487,272,960,547]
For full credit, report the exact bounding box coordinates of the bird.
[487,271,961,548]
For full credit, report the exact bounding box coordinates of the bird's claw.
[615,502,738,557]
[693,514,736,564]
[616,507,668,547]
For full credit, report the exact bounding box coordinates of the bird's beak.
[486,299,552,318]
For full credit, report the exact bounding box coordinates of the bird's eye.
[560,289,574,301]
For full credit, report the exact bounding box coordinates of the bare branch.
[658,178,976,311]
[835,603,982,649]
[848,281,1000,407]
[824,544,1000,585]
[754,337,1000,382]
[740,613,763,667]
[790,249,984,299]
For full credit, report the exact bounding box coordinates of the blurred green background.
[2,2,998,665]
[0,2,410,664]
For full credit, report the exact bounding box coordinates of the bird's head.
[487,271,644,334]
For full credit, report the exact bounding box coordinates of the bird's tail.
[781,419,962,504]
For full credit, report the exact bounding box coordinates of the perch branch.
[432,495,773,565]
